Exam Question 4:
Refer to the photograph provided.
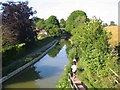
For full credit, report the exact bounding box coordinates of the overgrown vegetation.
[70,18,119,88]
[35,18,45,30]
[1,1,119,88]
[45,15,60,36]
[57,10,119,89]
[33,15,64,39]
[1,1,37,47]
[65,10,88,34]
[60,18,66,28]
[56,62,71,88]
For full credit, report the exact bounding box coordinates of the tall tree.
[2,1,36,46]
[103,23,108,27]
[60,18,66,28]
[110,21,116,26]
[66,10,88,34]
[70,18,119,88]
[45,15,60,36]
[35,18,45,30]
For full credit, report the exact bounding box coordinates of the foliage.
[56,60,72,89]
[114,42,120,64]
[35,18,45,29]
[102,23,108,27]
[45,15,60,36]
[33,16,62,37]
[110,21,117,26]
[69,18,119,88]
[60,18,66,28]
[2,37,54,67]
[2,25,19,46]
[37,34,46,40]
[1,43,25,52]
[1,1,37,46]
[65,10,88,34]
[32,17,40,29]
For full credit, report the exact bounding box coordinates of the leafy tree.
[45,15,60,36]
[110,21,116,26]
[60,18,66,28]
[33,17,40,23]
[36,18,45,29]
[69,18,119,88]
[32,17,40,29]
[2,25,19,46]
[1,1,36,46]
[66,10,88,34]
[103,23,108,27]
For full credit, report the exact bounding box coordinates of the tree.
[60,18,66,28]
[69,18,119,88]
[2,1,37,46]
[66,10,88,34]
[110,21,116,26]
[32,17,40,29]
[2,25,19,46]
[45,15,60,36]
[36,18,45,29]
[103,23,108,27]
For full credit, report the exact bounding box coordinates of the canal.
[3,41,69,88]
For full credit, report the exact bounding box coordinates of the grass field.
[104,26,120,47]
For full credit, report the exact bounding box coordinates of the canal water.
[3,43,68,88]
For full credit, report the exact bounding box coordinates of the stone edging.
[0,40,58,83]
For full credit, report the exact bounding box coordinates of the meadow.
[104,26,120,47]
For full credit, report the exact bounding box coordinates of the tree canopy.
[2,1,37,46]
[65,10,88,34]
[60,18,66,28]
[45,15,60,36]
[69,18,119,88]
[110,21,116,26]
[35,18,45,30]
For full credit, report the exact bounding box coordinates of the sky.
[0,0,119,24]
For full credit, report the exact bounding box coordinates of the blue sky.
[0,0,119,24]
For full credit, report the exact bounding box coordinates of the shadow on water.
[2,66,40,88]
[3,65,62,88]
[48,42,64,58]
[3,41,68,88]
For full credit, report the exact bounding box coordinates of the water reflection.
[3,44,68,88]
[48,42,64,58]
[3,67,40,88]
[34,45,68,88]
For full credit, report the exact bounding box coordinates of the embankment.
[0,40,58,83]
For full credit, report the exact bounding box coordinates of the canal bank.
[2,40,69,88]
[1,40,58,83]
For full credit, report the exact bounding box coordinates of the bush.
[69,18,119,88]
